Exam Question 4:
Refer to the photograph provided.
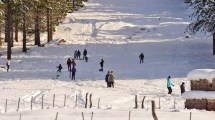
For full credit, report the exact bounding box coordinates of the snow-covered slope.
[1,0,215,119]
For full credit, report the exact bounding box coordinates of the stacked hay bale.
[185,69,215,111]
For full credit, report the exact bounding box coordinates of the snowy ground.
[1,0,215,119]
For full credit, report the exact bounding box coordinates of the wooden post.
[174,98,176,109]
[75,95,77,107]
[53,94,55,107]
[19,113,22,120]
[31,96,33,110]
[190,112,192,120]
[135,95,138,109]
[17,98,20,111]
[159,97,161,109]
[41,95,44,109]
[91,112,94,120]
[141,96,146,109]
[151,101,158,120]
[55,112,58,120]
[85,93,88,108]
[128,111,131,120]
[89,94,92,108]
[5,99,7,113]
[98,98,100,108]
[82,112,85,120]
[64,94,67,107]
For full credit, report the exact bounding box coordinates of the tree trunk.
[213,32,215,55]
[50,9,53,41]
[23,12,27,52]
[5,0,12,59]
[34,7,41,46]
[15,21,18,42]
[10,25,13,47]
[47,7,50,42]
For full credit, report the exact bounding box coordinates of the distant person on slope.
[139,53,144,64]
[57,64,63,73]
[71,66,76,80]
[6,59,10,72]
[105,71,110,87]
[67,58,72,71]
[108,71,115,88]
[180,82,185,95]
[77,50,81,59]
[167,76,174,94]
[83,49,87,60]
[99,59,104,71]
[71,59,76,67]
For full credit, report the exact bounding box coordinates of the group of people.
[74,49,88,61]
[105,71,116,88]
[167,76,186,95]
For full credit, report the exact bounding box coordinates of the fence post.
[141,96,146,109]
[159,97,161,109]
[128,111,131,120]
[75,95,77,107]
[98,98,100,108]
[41,95,44,109]
[64,94,67,107]
[31,96,33,110]
[135,95,138,109]
[174,98,176,109]
[91,112,94,120]
[17,98,20,111]
[89,94,92,108]
[190,112,192,120]
[151,101,158,120]
[53,94,55,107]
[82,112,85,120]
[55,112,58,120]
[85,93,88,108]
[5,99,7,113]
[19,113,22,120]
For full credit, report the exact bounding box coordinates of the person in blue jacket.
[167,76,174,94]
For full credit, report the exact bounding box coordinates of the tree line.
[0,0,87,59]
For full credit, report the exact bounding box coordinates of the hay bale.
[185,99,207,110]
[207,99,215,111]
[190,79,210,91]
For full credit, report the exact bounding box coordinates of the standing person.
[67,58,72,71]
[77,50,81,59]
[108,71,115,88]
[105,71,110,87]
[180,82,185,95]
[74,50,77,59]
[71,66,76,80]
[83,49,87,60]
[167,76,174,94]
[57,64,63,73]
[99,59,104,71]
[139,53,144,64]
[71,59,76,67]
[6,59,10,72]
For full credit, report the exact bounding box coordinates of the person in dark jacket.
[67,58,72,71]
[71,66,76,80]
[180,82,185,95]
[71,59,76,67]
[83,49,87,60]
[105,71,110,87]
[139,53,144,64]
[100,59,104,71]
[57,64,63,73]
[77,50,81,59]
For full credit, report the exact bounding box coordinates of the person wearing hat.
[180,82,185,95]
[167,76,174,94]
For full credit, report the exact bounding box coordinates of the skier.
[67,58,72,71]
[108,71,115,88]
[99,59,104,71]
[180,82,185,95]
[6,59,10,72]
[105,71,110,87]
[71,59,76,67]
[167,76,174,94]
[57,64,63,73]
[83,49,87,60]
[139,53,144,64]
[71,66,76,80]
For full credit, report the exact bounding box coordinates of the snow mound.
[182,91,215,99]
[187,69,215,83]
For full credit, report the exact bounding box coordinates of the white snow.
[182,91,215,99]
[1,0,215,119]
[187,69,215,83]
